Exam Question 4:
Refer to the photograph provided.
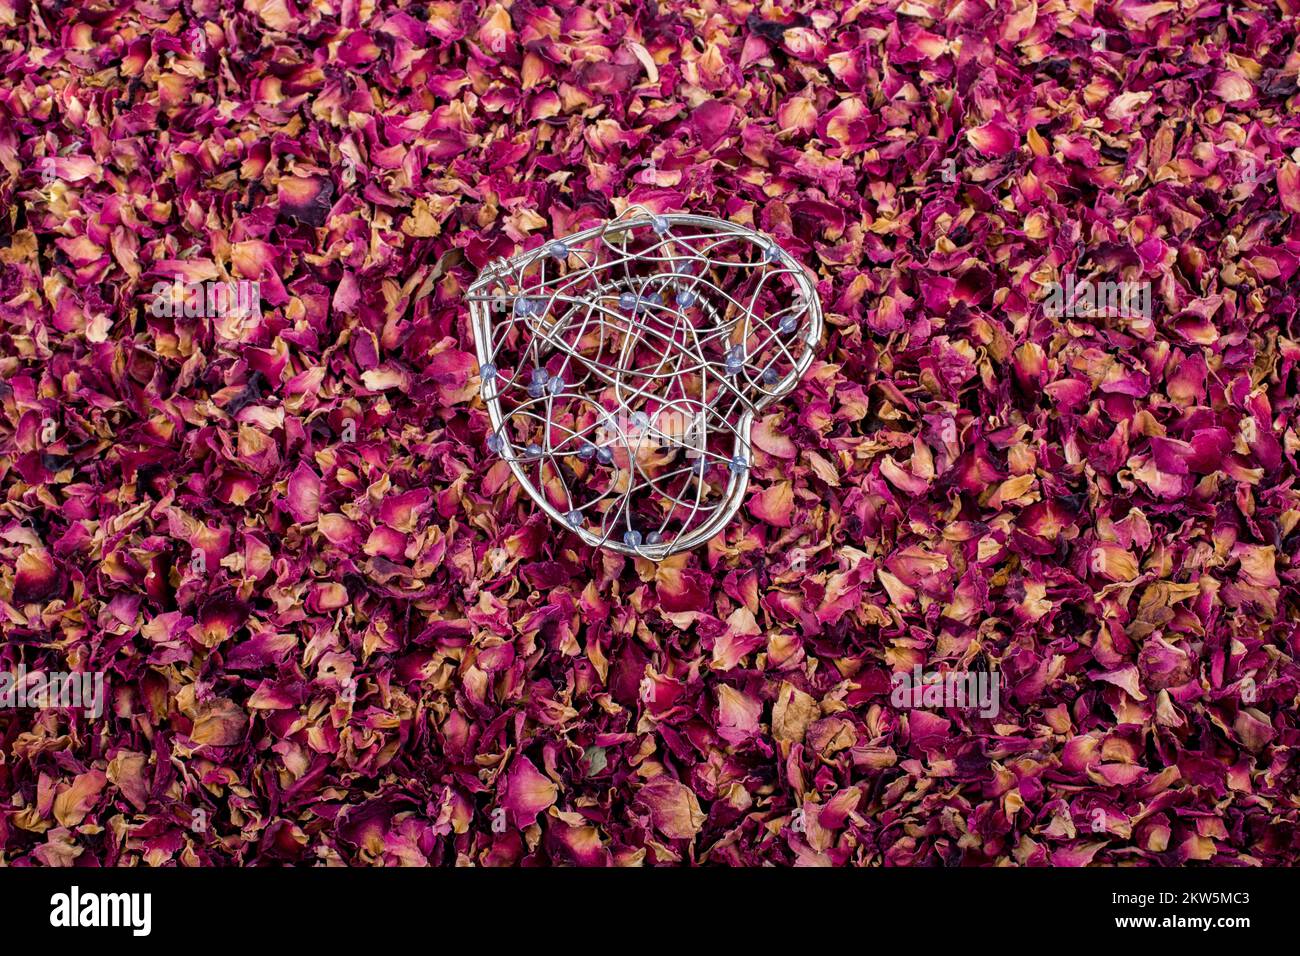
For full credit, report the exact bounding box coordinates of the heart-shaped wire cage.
[466,206,822,560]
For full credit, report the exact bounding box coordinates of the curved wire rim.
[466,205,824,560]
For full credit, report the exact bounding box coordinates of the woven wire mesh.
[466,206,822,559]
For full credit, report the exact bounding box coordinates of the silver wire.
[466,205,823,560]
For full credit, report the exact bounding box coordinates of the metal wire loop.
[466,206,823,559]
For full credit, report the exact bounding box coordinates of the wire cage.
[466,205,823,560]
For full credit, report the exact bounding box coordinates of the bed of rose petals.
[1,0,1299,867]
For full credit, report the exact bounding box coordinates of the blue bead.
[623,530,643,547]
[526,443,543,457]
[597,447,613,464]
[578,443,595,460]
[486,434,503,453]
[480,363,497,384]
[651,215,669,235]
[645,292,662,307]
[619,292,638,310]
[531,367,548,385]
[779,315,797,334]
[565,510,582,527]
[631,411,649,430]
[765,245,782,263]
[676,290,696,308]
[528,383,544,398]
[547,377,564,395]
[762,367,778,385]
[730,454,748,474]
[549,242,568,259]
[513,298,529,316]
[646,531,662,545]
